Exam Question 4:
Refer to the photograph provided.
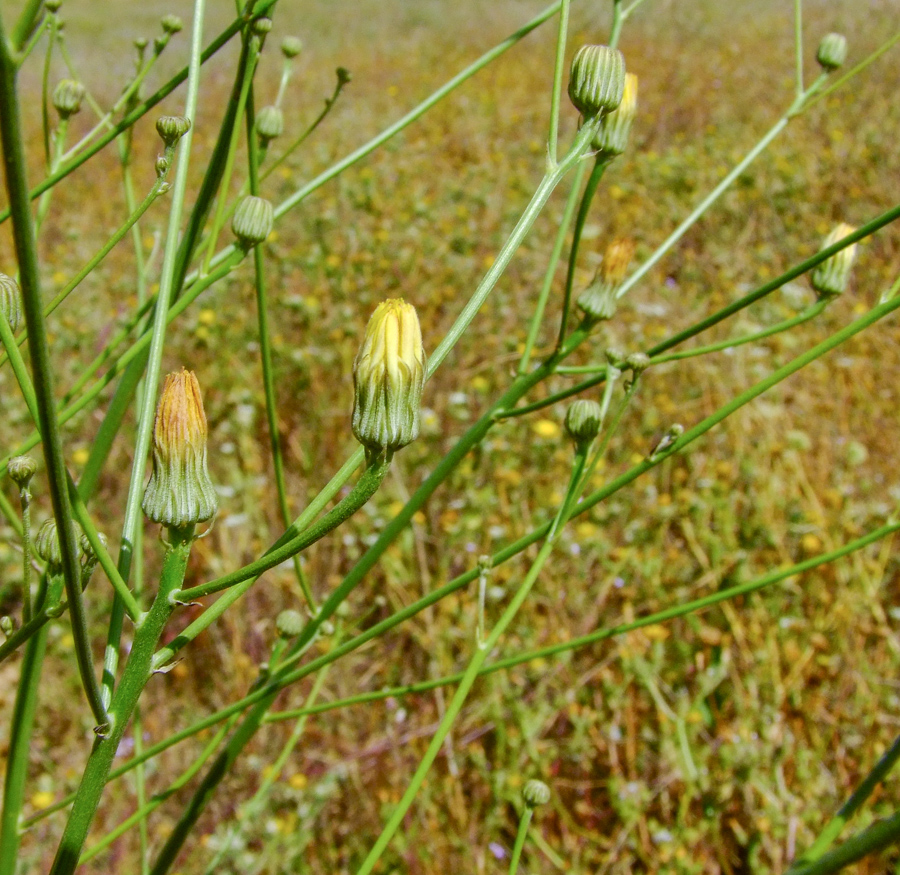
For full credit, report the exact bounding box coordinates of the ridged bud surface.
[52,79,85,118]
[161,14,183,33]
[568,45,625,117]
[593,72,638,158]
[281,36,303,58]
[142,369,218,527]
[577,238,635,322]
[352,299,426,453]
[256,106,284,142]
[7,455,37,489]
[276,609,305,638]
[817,33,847,71]
[156,115,191,147]
[232,196,274,248]
[564,400,602,447]
[0,272,21,333]
[811,223,857,299]
[522,779,551,807]
[34,519,80,571]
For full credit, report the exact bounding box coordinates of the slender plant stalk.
[0,624,49,875]
[0,5,106,725]
[545,0,570,166]
[508,807,534,875]
[49,525,196,875]
[785,811,900,875]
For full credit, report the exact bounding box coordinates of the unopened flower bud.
[45,0,62,11]
[80,531,107,582]
[52,79,85,119]
[160,14,182,34]
[593,72,638,159]
[142,369,218,528]
[811,222,857,299]
[256,105,284,143]
[281,36,302,59]
[522,779,551,808]
[155,156,170,178]
[817,33,847,71]
[352,299,426,454]
[134,36,148,51]
[577,237,635,323]
[336,66,352,87]
[7,455,37,490]
[564,399,602,448]
[34,518,80,572]
[625,352,651,376]
[0,616,13,638]
[156,115,191,147]
[232,196,274,249]
[568,45,625,118]
[276,609,304,638]
[251,16,272,37]
[0,272,22,333]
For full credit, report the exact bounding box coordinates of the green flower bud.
[625,351,651,376]
[142,369,218,528]
[155,156,170,178]
[251,17,272,37]
[522,779,551,808]
[45,0,62,11]
[160,14,183,34]
[52,79,85,119]
[281,36,303,59]
[352,299,426,454]
[80,531,107,582]
[564,399,602,448]
[817,32,847,72]
[811,222,857,299]
[593,72,638,159]
[156,114,191,147]
[577,237,635,323]
[256,105,284,143]
[0,616,13,639]
[276,609,305,638]
[134,36,148,51]
[336,67,352,87]
[7,455,37,490]
[232,195,274,249]
[34,518,81,572]
[568,45,626,117]
[0,272,22,333]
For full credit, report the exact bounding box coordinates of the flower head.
[142,369,217,528]
[593,72,638,159]
[811,222,857,299]
[352,299,426,454]
[568,45,626,118]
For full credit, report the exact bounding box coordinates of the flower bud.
[156,115,191,147]
[276,609,305,638]
[281,36,303,59]
[568,45,626,118]
[352,299,426,454]
[232,195,274,249]
[0,272,22,333]
[7,455,37,490]
[625,351,651,376]
[34,518,81,572]
[0,616,12,638]
[817,33,847,71]
[142,369,218,528]
[160,14,183,34]
[251,16,272,37]
[80,531,107,581]
[522,779,551,808]
[256,105,284,143]
[45,0,62,11]
[593,72,638,159]
[811,222,857,299]
[577,237,635,323]
[564,399,602,448]
[155,156,170,178]
[134,36,148,51]
[52,79,85,119]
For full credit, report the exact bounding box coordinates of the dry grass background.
[1,0,900,872]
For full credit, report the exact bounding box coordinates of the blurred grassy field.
[1,0,900,872]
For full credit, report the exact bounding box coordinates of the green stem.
[518,160,586,374]
[790,733,900,868]
[785,811,900,875]
[355,452,586,874]
[508,807,534,875]
[555,159,607,350]
[0,623,49,875]
[0,7,106,726]
[10,0,43,55]
[177,455,391,601]
[794,0,804,97]
[545,0,569,166]
[48,525,195,875]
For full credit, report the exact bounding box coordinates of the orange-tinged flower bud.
[352,299,426,454]
[142,369,217,527]
[577,237,636,323]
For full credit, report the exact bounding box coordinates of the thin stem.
[518,160,585,374]
[9,0,43,55]
[0,6,106,726]
[508,807,534,875]
[785,811,900,875]
[0,623,49,875]
[608,0,625,48]
[794,0,804,97]
[555,159,607,350]
[546,0,570,166]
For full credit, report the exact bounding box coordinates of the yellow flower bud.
[142,369,217,528]
[811,222,857,299]
[577,237,636,323]
[352,299,426,454]
[593,73,638,159]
